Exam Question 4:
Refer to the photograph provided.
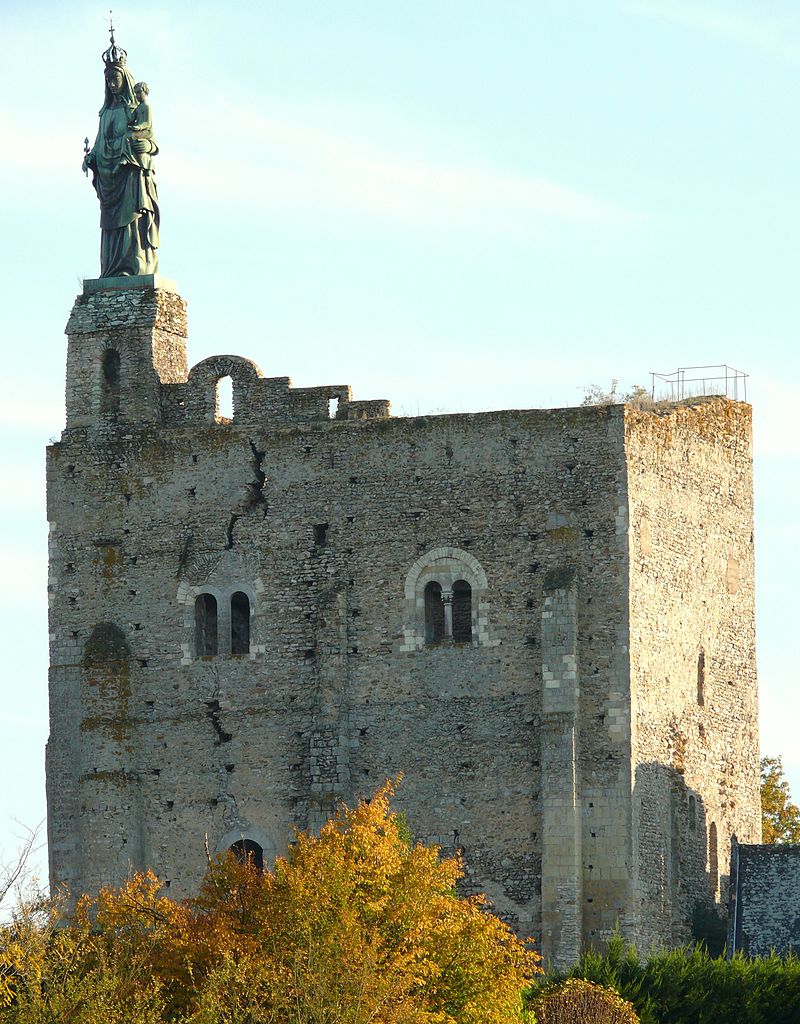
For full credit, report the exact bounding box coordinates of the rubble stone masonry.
[46,281,760,967]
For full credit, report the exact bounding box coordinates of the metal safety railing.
[650,365,748,402]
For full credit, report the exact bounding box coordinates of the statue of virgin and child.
[82,32,160,278]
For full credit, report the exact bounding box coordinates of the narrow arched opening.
[452,579,472,643]
[230,838,263,872]
[424,581,445,644]
[194,593,218,656]
[697,649,706,706]
[708,821,718,894]
[230,591,250,655]
[216,375,234,423]
[100,349,121,415]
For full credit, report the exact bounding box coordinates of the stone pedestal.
[64,277,188,429]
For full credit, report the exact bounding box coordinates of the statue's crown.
[102,16,127,69]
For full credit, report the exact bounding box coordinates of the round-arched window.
[229,838,264,872]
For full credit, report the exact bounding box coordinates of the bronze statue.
[82,25,160,277]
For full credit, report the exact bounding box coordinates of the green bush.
[530,978,639,1024]
[537,932,800,1024]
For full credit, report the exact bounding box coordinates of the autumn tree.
[187,780,541,1023]
[0,781,541,1024]
[760,755,800,844]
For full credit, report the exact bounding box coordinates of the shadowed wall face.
[729,842,800,957]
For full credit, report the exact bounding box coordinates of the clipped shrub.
[530,978,639,1024]
[543,930,800,1024]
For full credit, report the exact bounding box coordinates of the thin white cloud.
[0,399,65,432]
[160,98,636,234]
[630,1,800,61]
[752,375,800,459]
[0,549,47,606]
[761,688,800,792]
[4,88,636,234]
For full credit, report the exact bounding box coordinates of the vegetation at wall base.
[0,780,540,1023]
[529,977,639,1023]
[529,932,800,1024]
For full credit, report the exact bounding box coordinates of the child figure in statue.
[128,83,154,145]
[82,57,160,278]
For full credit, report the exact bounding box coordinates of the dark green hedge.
[527,934,800,1024]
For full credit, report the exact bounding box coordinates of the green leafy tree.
[761,756,800,844]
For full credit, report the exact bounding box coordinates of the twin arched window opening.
[195,591,250,657]
[424,579,472,644]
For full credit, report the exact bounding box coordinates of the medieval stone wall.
[625,401,760,950]
[728,841,800,956]
[46,283,760,968]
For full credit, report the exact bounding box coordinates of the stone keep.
[46,278,760,967]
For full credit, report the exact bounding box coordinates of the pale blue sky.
[2,0,799,886]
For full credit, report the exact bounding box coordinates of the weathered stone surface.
[46,285,760,967]
[728,840,800,956]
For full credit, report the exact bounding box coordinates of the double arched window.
[402,547,493,652]
[423,579,473,644]
[193,587,253,658]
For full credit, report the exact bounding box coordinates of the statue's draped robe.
[91,102,160,277]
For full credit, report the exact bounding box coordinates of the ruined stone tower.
[46,276,760,966]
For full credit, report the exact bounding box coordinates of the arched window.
[424,582,446,644]
[100,349,120,415]
[402,547,491,652]
[709,821,718,894]
[697,649,706,706]
[229,838,263,871]
[452,579,472,642]
[195,593,218,656]
[216,375,234,422]
[230,591,250,655]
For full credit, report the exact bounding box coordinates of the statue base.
[83,273,178,295]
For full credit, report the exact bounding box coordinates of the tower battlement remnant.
[47,279,760,968]
[64,278,389,430]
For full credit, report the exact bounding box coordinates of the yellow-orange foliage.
[0,782,540,1024]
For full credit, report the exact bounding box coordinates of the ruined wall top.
[64,282,390,431]
[64,282,752,437]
